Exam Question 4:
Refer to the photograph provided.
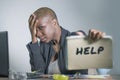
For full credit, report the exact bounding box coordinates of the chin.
[41,39,51,43]
[44,40,50,43]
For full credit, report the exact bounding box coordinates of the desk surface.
[28,75,120,80]
[0,75,120,80]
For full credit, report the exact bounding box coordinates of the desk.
[0,77,8,80]
[0,75,120,80]
[27,75,120,80]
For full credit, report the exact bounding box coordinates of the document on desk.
[76,75,110,79]
[27,72,53,79]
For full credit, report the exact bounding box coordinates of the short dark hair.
[34,7,58,21]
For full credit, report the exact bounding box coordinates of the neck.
[54,25,61,43]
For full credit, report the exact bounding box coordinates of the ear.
[52,19,57,26]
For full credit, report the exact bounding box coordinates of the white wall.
[0,0,120,74]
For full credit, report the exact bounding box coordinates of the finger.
[93,31,105,41]
[76,32,84,36]
[101,32,106,38]
[97,32,106,39]
[34,19,38,29]
[28,14,33,24]
[88,29,92,39]
[94,32,101,40]
[28,14,36,28]
[89,29,96,40]
[31,14,36,28]
[32,20,38,35]
[91,31,96,40]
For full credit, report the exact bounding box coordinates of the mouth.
[41,37,47,42]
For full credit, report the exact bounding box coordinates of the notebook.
[65,36,113,70]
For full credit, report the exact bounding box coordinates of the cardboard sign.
[66,36,113,70]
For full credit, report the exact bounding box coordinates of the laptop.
[0,31,9,77]
[65,36,113,70]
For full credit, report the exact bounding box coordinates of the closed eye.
[38,26,44,30]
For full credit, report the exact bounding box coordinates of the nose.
[36,31,44,39]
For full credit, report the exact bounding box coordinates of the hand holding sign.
[88,29,105,41]
[75,29,105,42]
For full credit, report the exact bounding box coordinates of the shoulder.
[60,26,71,36]
[71,30,86,36]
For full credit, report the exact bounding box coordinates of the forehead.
[37,16,52,26]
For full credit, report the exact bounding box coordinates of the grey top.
[26,27,88,74]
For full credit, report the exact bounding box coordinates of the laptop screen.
[66,36,113,70]
[0,31,9,77]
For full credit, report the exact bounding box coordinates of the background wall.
[0,0,120,74]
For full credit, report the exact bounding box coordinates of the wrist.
[31,36,37,44]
